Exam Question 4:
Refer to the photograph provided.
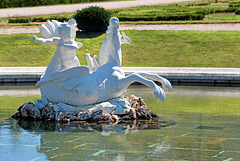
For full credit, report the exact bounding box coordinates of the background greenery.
[0,0,120,8]
[73,6,111,32]
[5,0,240,24]
[0,30,240,68]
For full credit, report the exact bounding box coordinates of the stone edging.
[0,67,240,86]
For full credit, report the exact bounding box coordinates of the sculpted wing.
[50,66,95,97]
[50,66,90,83]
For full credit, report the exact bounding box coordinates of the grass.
[125,30,240,68]
[122,30,240,67]
[205,12,240,19]
[110,1,226,21]
[1,30,240,67]
[111,0,240,23]
[122,19,240,24]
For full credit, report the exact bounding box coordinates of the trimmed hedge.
[118,13,205,21]
[112,2,229,22]
[228,0,240,12]
[8,17,31,23]
[8,16,71,23]
[235,8,240,14]
[228,0,240,7]
[6,0,237,23]
[31,16,71,22]
[186,2,211,6]
[0,0,115,8]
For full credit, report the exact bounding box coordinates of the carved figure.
[86,17,131,71]
[32,19,83,84]
[36,17,172,107]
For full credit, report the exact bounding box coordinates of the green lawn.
[1,30,239,68]
[205,12,240,20]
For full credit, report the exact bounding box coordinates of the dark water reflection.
[15,118,176,133]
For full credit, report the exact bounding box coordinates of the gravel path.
[1,23,240,34]
[0,0,198,18]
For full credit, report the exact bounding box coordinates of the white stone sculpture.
[32,17,172,116]
[33,19,83,84]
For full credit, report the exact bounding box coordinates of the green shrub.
[110,1,233,22]
[31,17,49,22]
[118,13,205,21]
[235,8,240,14]
[8,16,71,23]
[229,0,240,7]
[0,0,116,8]
[113,4,207,22]
[227,0,240,12]
[187,2,211,6]
[73,6,111,32]
[225,7,238,12]
[8,17,31,23]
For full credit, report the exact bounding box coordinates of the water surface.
[0,85,240,160]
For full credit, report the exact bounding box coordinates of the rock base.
[12,95,157,122]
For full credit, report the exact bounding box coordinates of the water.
[0,85,240,161]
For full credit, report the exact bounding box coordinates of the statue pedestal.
[12,95,157,122]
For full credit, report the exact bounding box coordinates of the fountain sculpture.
[12,17,172,122]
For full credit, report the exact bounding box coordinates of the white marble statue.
[34,17,172,114]
[86,17,131,71]
[32,19,83,84]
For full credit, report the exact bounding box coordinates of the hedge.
[228,0,240,7]
[118,13,205,21]
[8,16,71,23]
[8,17,31,23]
[228,0,240,12]
[112,3,229,22]
[0,0,115,8]
[6,0,239,23]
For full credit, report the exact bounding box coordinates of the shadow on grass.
[76,30,105,38]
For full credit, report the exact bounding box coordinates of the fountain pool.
[0,85,240,160]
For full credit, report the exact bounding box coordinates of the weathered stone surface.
[125,95,157,120]
[40,102,60,120]
[18,102,41,119]
[12,95,158,122]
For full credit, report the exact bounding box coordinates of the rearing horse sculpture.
[35,17,172,107]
